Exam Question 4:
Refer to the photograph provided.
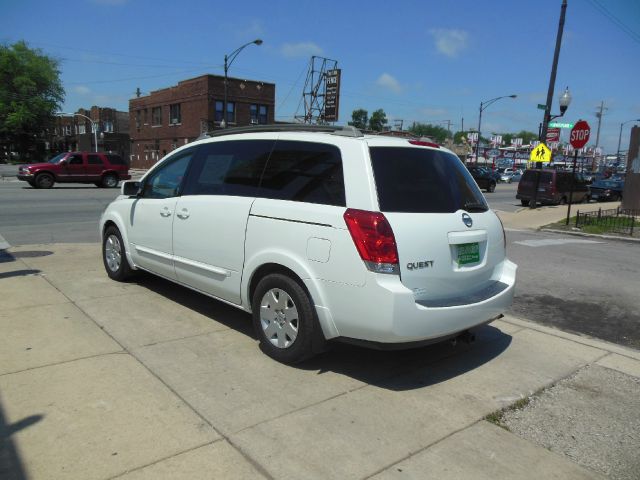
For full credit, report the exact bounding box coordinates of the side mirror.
[122,180,141,197]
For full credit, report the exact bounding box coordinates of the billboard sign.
[324,69,341,122]
[546,127,561,143]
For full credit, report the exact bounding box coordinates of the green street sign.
[548,121,574,129]
[537,104,546,110]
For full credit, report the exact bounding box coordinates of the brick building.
[128,74,275,168]
[51,106,130,159]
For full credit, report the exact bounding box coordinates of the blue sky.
[3,0,639,152]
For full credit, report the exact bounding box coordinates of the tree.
[0,41,64,161]
[408,123,451,144]
[454,131,488,145]
[348,108,368,130]
[368,109,387,132]
[499,130,537,146]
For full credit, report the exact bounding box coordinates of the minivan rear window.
[369,147,487,213]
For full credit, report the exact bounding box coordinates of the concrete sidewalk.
[495,201,623,231]
[1,244,638,479]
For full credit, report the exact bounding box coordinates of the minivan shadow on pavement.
[132,272,513,390]
[0,399,41,480]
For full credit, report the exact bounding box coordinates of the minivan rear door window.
[369,147,487,213]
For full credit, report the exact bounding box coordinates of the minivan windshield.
[369,147,488,213]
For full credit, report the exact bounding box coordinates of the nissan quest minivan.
[100,125,517,363]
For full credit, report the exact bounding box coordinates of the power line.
[585,0,640,44]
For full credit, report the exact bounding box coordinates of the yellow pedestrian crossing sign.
[530,142,551,163]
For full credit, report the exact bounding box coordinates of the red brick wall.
[129,74,275,168]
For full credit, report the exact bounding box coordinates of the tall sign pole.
[566,120,591,225]
[539,0,568,168]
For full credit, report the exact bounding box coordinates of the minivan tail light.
[343,209,399,274]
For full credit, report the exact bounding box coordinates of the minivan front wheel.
[252,273,317,364]
[486,182,496,193]
[102,226,133,281]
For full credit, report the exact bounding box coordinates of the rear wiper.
[463,202,488,212]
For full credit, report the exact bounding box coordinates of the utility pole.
[539,0,567,167]
[592,101,607,171]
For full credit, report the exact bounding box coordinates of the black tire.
[486,182,496,193]
[521,199,529,206]
[35,173,54,189]
[252,273,319,364]
[102,173,119,188]
[102,226,133,281]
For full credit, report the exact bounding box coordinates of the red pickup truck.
[17,151,131,189]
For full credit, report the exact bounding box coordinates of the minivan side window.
[182,140,274,197]
[259,140,346,206]
[142,150,194,199]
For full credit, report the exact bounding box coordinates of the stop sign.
[570,120,591,149]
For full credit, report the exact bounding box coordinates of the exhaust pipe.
[451,330,476,347]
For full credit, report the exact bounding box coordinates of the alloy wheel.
[104,234,122,272]
[259,288,299,348]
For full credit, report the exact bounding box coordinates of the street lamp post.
[616,119,640,161]
[539,0,568,147]
[58,112,98,152]
[221,39,263,128]
[475,95,517,163]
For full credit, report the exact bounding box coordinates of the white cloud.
[73,85,91,95]
[280,42,323,58]
[238,19,265,38]
[429,29,469,58]
[376,73,402,94]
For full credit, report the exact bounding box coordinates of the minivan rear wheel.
[252,273,317,364]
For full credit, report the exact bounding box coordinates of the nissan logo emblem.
[462,213,473,228]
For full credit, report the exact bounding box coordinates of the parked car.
[16,152,130,189]
[466,166,498,192]
[589,179,624,202]
[100,125,516,363]
[500,172,514,183]
[516,169,590,206]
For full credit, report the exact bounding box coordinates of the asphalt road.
[506,229,640,350]
[1,178,638,349]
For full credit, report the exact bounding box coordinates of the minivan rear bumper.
[317,259,517,344]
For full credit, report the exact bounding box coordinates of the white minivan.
[100,125,516,363]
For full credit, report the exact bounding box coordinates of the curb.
[540,228,640,244]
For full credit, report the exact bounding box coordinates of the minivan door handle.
[160,207,172,217]
[176,209,190,220]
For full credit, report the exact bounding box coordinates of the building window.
[169,104,181,125]
[103,121,113,133]
[259,105,268,124]
[78,124,86,134]
[215,101,235,124]
[65,125,72,136]
[143,109,148,125]
[152,106,162,126]
[250,104,269,125]
[136,110,141,129]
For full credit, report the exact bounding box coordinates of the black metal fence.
[575,207,638,235]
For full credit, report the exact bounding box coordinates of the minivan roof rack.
[197,123,364,140]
